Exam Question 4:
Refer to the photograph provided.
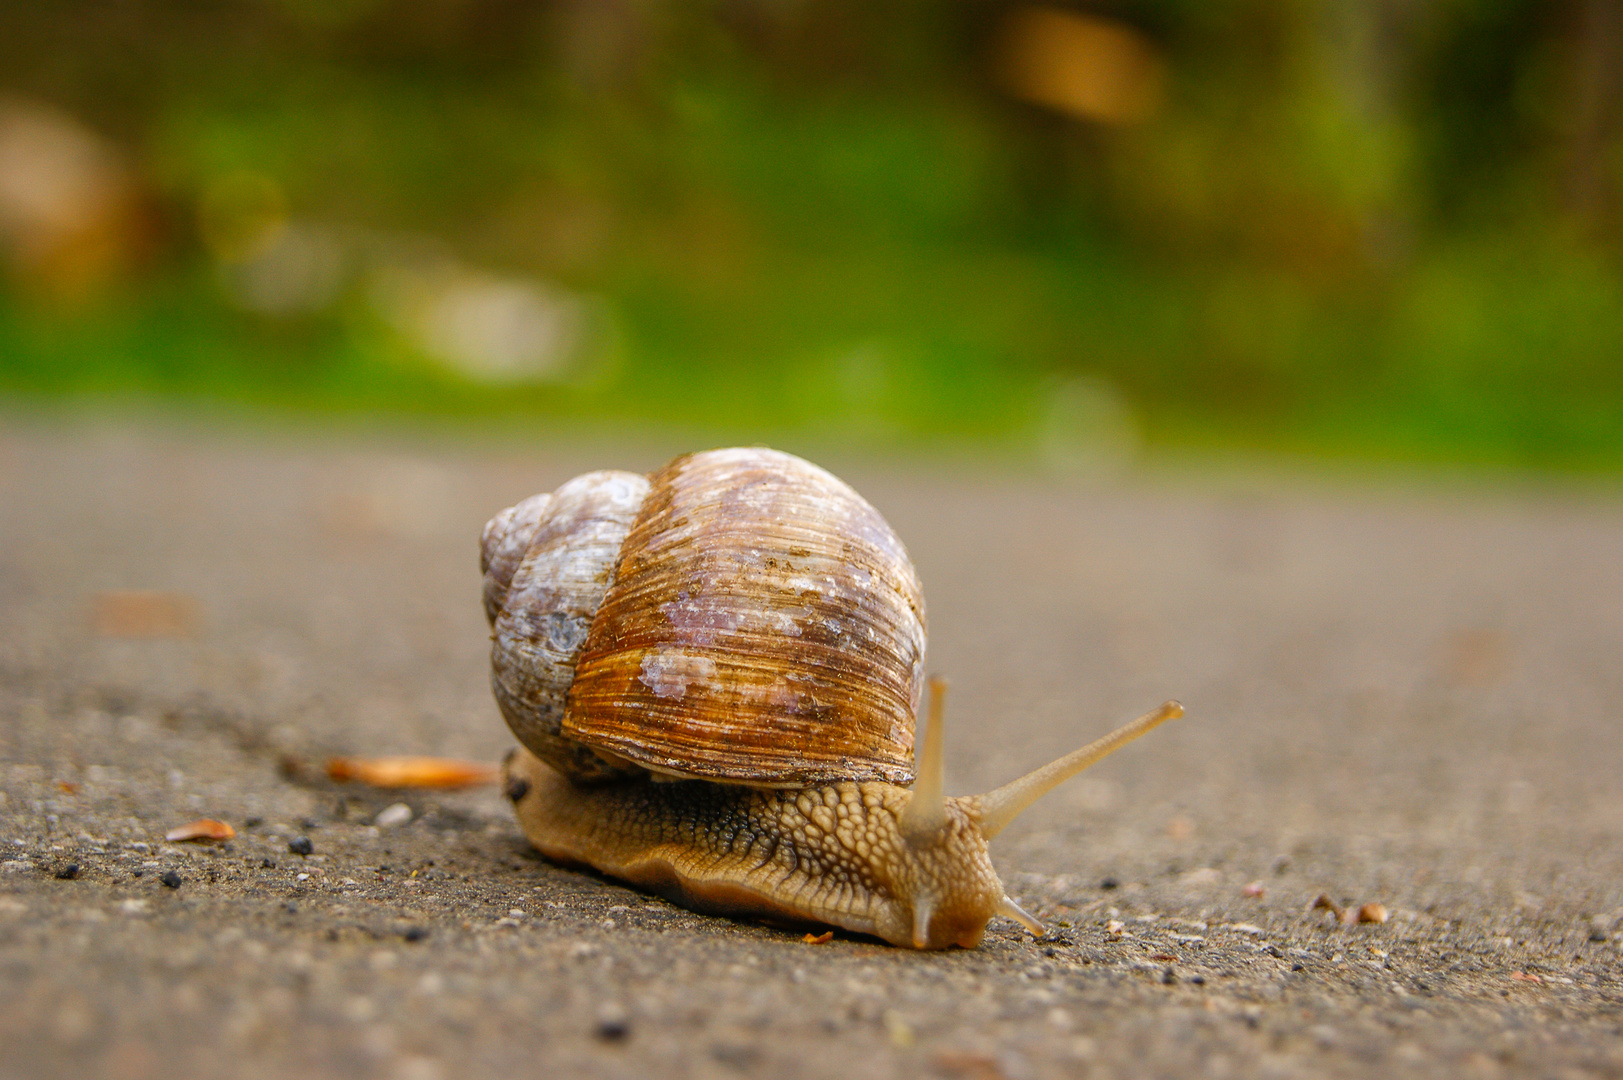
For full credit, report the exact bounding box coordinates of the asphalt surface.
[1,418,1620,1080]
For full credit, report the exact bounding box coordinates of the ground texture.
[1,419,1620,1080]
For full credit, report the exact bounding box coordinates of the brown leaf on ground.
[931,1051,1008,1080]
[801,931,834,945]
[164,819,236,842]
[326,756,498,788]
[92,591,199,638]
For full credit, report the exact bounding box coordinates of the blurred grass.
[2,1,1621,472]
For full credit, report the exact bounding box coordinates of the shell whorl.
[483,448,927,788]
[487,469,651,782]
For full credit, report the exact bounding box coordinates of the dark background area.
[1,0,1621,469]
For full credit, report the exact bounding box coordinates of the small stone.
[1311,893,1344,918]
[883,1010,914,1049]
[1100,877,1120,890]
[288,837,314,856]
[374,803,412,828]
[160,870,182,889]
[709,1043,759,1068]
[594,1002,630,1042]
[1357,902,1388,924]
[55,864,81,880]
[1242,881,1265,898]
[402,926,429,942]
[1161,966,1178,985]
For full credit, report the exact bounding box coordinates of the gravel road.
[1,419,1620,1080]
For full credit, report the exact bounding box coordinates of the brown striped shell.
[482,448,927,787]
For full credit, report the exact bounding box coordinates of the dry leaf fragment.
[1357,902,1388,924]
[1509,971,1542,984]
[93,591,198,638]
[326,756,497,789]
[56,781,79,795]
[164,819,236,842]
[801,930,834,945]
[930,1052,1007,1080]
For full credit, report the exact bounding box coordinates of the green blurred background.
[1,1,1620,469]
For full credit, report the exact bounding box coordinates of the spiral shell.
[483,448,926,787]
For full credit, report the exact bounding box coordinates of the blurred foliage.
[0,0,1621,469]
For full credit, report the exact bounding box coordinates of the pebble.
[160,870,182,889]
[288,837,314,856]
[1357,903,1388,924]
[594,1002,630,1042]
[374,803,412,828]
[55,863,81,880]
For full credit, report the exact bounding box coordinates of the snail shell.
[484,446,1182,948]
[483,447,926,787]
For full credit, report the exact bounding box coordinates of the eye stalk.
[894,682,1184,947]
[898,677,950,843]
[974,699,1184,839]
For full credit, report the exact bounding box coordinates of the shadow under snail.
[484,447,1181,949]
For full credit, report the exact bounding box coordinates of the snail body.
[484,447,1180,949]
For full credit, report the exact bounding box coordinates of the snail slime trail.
[485,447,1183,949]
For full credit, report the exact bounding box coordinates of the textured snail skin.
[502,746,1007,949]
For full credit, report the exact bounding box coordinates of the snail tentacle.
[898,677,948,842]
[974,701,1183,839]
[997,895,1044,938]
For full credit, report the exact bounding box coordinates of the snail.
[484,447,1181,949]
